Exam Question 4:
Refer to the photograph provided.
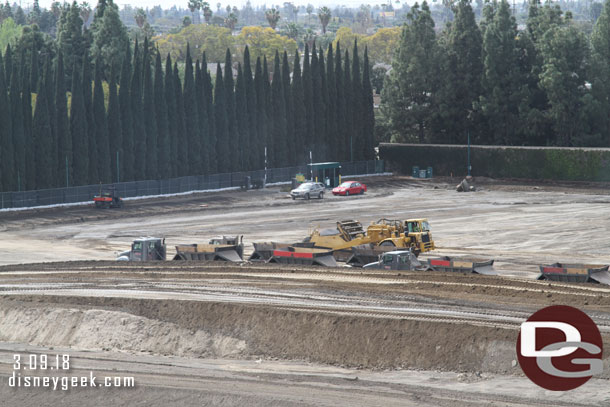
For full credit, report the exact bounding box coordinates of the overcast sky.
[33,0,398,11]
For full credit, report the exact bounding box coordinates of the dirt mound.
[0,296,521,375]
[0,299,245,357]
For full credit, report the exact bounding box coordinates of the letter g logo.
[516,305,603,391]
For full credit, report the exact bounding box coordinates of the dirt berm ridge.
[0,295,524,375]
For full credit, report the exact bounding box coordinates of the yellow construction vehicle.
[306,218,435,257]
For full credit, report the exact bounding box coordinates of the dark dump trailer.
[427,256,495,275]
[538,263,610,285]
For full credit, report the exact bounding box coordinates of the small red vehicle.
[332,181,367,196]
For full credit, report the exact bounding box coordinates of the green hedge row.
[378,143,610,181]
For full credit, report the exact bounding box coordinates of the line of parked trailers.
[116,219,610,286]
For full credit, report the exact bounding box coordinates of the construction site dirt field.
[1,176,610,406]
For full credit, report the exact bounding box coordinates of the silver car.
[290,182,325,200]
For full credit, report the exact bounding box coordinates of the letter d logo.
[516,305,603,391]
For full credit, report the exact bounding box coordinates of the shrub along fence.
[379,143,610,182]
[0,160,385,209]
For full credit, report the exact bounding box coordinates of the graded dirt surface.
[1,175,610,405]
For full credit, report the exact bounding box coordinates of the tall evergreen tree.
[173,63,188,176]
[107,63,122,182]
[351,41,364,161]
[318,46,329,161]
[539,24,590,146]
[55,50,71,187]
[214,63,230,172]
[590,0,610,144]
[142,51,158,179]
[32,58,53,189]
[334,42,347,161]
[4,44,12,91]
[0,51,13,190]
[281,51,294,165]
[183,43,200,174]
[22,61,35,190]
[70,59,89,186]
[44,55,58,187]
[94,58,111,182]
[311,44,323,160]
[164,54,178,177]
[254,57,267,170]
[235,63,249,170]
[131,39,145,180]
[224,49,239,171]
[29,45,38,92]
[262,56,272,166]
[438,0,483,143]
[202,53,216,173]
[362,47,375,160]
[194,59,209,173]
[479,0,527,144]
[292,50,306,164]
[271,51,287,167]
[56,2,86,87]
[155,52,170,178]
[302,44,314,156]
[10,64,25,191]
[119,45,133,181]
[343,49,354,160]
[82,51,98,183]
[380,1,439,143]
[90,0,129,78]
[325,44,337,161]
[243,46,256,170]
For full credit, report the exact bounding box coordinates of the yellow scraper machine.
[306,218,436,265]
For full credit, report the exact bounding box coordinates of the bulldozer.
[306,218,435,261]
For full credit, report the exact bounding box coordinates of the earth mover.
[116,237,166,261]
[93,186,123,208]
[306,218,435,259]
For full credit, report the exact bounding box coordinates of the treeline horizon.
[379,0,610,147]
[0,37,375,193]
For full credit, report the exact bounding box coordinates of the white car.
[290,182,325,200]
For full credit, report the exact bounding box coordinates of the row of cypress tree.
[0,39,375,192]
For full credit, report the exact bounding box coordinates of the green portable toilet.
[412,166,419,178]
[426,167,433,178]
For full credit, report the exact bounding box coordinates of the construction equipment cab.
[117,238,166,261]
[402,219,435,254]
[93,186,123,208]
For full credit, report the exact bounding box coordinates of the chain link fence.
[0,160,385,209]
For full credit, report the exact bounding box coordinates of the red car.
[332,181,367,196]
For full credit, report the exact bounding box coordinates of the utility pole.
[65,156,69,187]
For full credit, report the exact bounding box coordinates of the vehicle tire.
[305,193,310,200]
[345,191,349,196]
[318,192,323,199]
[380,241,395,247]
[292,196,295,200]
[360,189,364,195]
